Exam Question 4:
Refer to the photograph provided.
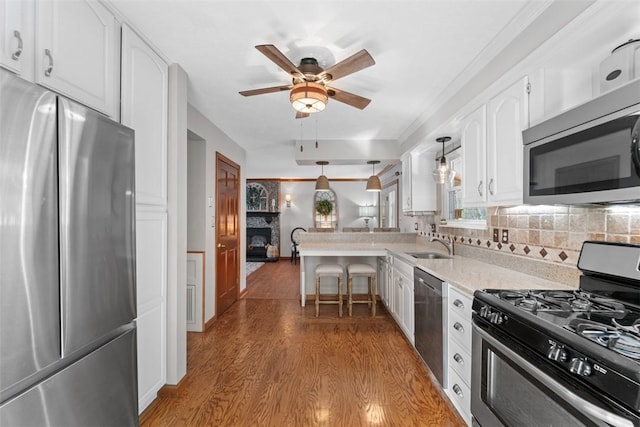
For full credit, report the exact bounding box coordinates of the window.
[443,150,487,228]
[314,189,338,229]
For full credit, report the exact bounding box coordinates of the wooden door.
[215,153,240,317]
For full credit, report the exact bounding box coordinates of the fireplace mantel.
[247,211,279,224]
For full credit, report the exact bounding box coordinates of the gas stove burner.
[568,319,640,360]
[571,298,593,311]
[498,290,529,301]
[516,297,543,312]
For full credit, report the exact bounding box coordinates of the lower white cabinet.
[377,256,392,309]
[135,209,167,413]
[391,257,414,345]
[446,285,473,425]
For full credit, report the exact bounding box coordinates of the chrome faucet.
[430,236,454,256]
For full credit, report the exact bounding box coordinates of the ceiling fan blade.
[255,44,304,79]
[318,49,375,82]
[295,111,310,119]
[327,87,371,110]
[239,85,292,96]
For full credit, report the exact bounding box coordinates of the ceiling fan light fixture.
[315,161,331,191]
[366,160,382,192]
[290,82,328,113]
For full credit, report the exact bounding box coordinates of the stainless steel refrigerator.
[0,69,138,426]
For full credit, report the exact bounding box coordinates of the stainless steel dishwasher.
[414,267,445,387]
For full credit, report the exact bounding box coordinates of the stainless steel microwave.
[523,79,640,204]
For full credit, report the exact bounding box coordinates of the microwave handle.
[632,116,640,177]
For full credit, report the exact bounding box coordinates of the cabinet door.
[0,0,33,77]
[410,152,437,212]
[486,77,529,205]
[401,273,414,343]
[121,25,168,207]
[36,0,119,117]
[392,269,402,323]
[461,105,487,207]
[401,153,412,211]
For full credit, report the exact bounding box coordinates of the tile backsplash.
[415,205,640,266]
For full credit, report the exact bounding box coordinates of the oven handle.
[474,325,634,427]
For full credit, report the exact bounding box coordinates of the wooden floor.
[140,260,465,426]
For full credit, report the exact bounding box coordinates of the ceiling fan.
[239,44,375,119]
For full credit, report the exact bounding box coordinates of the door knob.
[217,243,226,249]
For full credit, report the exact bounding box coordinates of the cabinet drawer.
[448,309,472,351]
[449,286,472,320]
[448,336,472,385]
[447,368,472,425]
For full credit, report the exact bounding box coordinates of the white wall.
[187,104,247,323]
[187,136,206,251]
[279,180,378,257]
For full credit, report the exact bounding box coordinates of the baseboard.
[157,375,188,398]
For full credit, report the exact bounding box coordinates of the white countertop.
[299,241,578,297]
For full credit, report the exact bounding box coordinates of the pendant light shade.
[315,161,330,191]
[290,82,328,114]
[432,136,455,185]
[366,160,381,192]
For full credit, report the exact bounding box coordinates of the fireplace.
[247,227,275,262]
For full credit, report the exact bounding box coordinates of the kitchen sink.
[405,252,452,259]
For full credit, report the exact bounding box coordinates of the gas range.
[472,242,640,424]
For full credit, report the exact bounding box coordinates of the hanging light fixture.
[432,136,455,185]
[290,82,328,114]
[315,161,330,191]
[366,160,381,192]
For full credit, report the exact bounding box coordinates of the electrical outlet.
[430,224,436,232]
[493,229,499,243]
[501,229,509,244]
[414,222,418,231]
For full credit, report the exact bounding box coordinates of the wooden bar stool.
[346,263,377,316]
[314,264,344,317]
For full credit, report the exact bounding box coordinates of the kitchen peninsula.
[297,231,578,307]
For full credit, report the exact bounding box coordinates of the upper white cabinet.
[402,151,437,213]
[0,0,33,78]
[36,0,119,118]
[121,24,168,207]
[462,77,529,207]
[461,105,487,206]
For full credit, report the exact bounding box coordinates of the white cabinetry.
[462,77,529,207]
[35,0,119,118]
[446,286,473,425]
[121,24,168,207]
[391,257,414,345]
[402,151,437,213]
[135,210,167,413]
[0,0,33,78]
[377,256,392,309]
[121,25,169,413]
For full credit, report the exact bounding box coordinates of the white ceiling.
[108,0,589,178]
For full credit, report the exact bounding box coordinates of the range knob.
[489,312,504,325]
[547,344,567,362]
[480,305,490,318]
[569,358,592,376]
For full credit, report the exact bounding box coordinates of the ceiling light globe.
[290,82,328,113]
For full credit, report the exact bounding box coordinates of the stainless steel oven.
[470,242,640,427]
[472,324,637,427]
[523,78,640,205]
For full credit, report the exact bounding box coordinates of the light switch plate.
[493,229,499,242]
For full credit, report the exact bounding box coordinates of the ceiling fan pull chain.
[315,118,319,149]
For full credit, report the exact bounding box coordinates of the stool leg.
[338,276,343,318]
[348,275,353,317]
[315,276,320,317]
[371,275,377,316]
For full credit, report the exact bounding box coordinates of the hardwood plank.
[140,260,464,426]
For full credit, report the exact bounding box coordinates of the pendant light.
[366,160,381,192]
[315,161,330,191]
[432,136,455,185]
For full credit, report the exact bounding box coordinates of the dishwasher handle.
[416,276,443,296]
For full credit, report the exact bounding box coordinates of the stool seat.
[315,264,344,276]
[346,263,377,317]
[314,264,344,317]
[347,263,376,275]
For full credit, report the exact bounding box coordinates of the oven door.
[471,323,638,427]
